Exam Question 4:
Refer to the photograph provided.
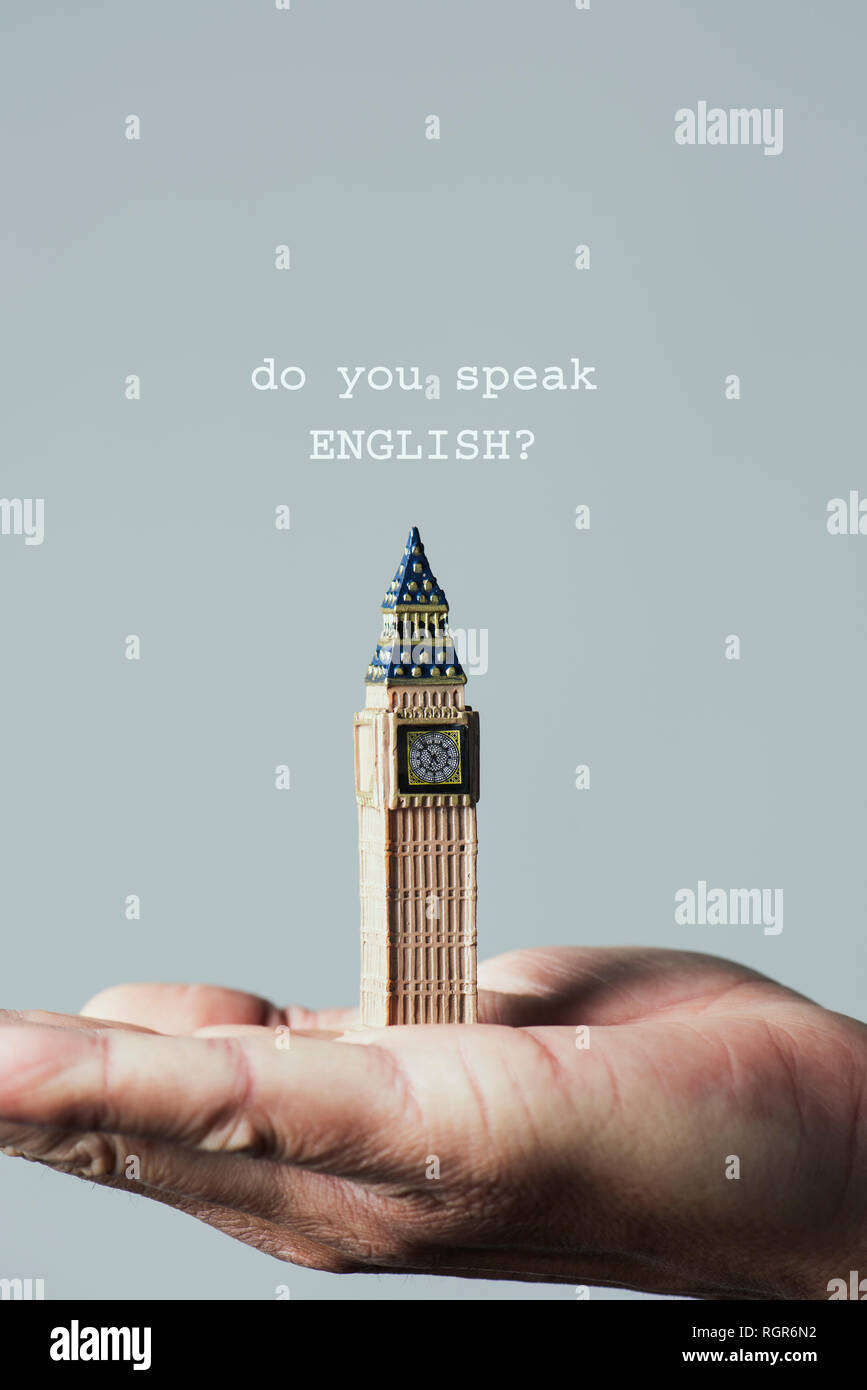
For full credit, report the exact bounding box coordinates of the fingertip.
[79,984,138,1021]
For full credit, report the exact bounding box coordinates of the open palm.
[1,946,864,1298]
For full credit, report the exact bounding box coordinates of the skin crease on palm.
[0,947,865,1300]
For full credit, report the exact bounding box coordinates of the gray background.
[1,0,864,1299]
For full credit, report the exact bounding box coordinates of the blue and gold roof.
[366,527,466,685]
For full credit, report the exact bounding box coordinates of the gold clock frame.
[406,728,462,787]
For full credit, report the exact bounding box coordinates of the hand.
[0,947,864,1298]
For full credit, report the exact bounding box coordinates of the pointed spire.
[381,525,447,610]
[365,527,466,685]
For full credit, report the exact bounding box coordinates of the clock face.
[407,729,461,786]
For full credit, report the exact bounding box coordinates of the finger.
[80,983,359,1036]
[1,1100,436,1271]
[0,1022,420,1178]
[288,1005,360,1031]
[100,1185,366,1274]
[0,1125,365,1274]
[80,984,284,1033]
[0,1009,157,1035]
[192,1025,347,1042]
[0,1117,357,1244]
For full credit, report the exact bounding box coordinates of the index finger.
[0,1023,420,1180]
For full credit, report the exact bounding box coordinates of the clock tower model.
[354,527,479,1026]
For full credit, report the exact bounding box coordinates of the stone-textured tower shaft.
[354,529,479,1026]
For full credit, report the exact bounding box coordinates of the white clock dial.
[408,730,460,784]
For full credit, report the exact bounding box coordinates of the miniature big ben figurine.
[354,527,479,1025]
